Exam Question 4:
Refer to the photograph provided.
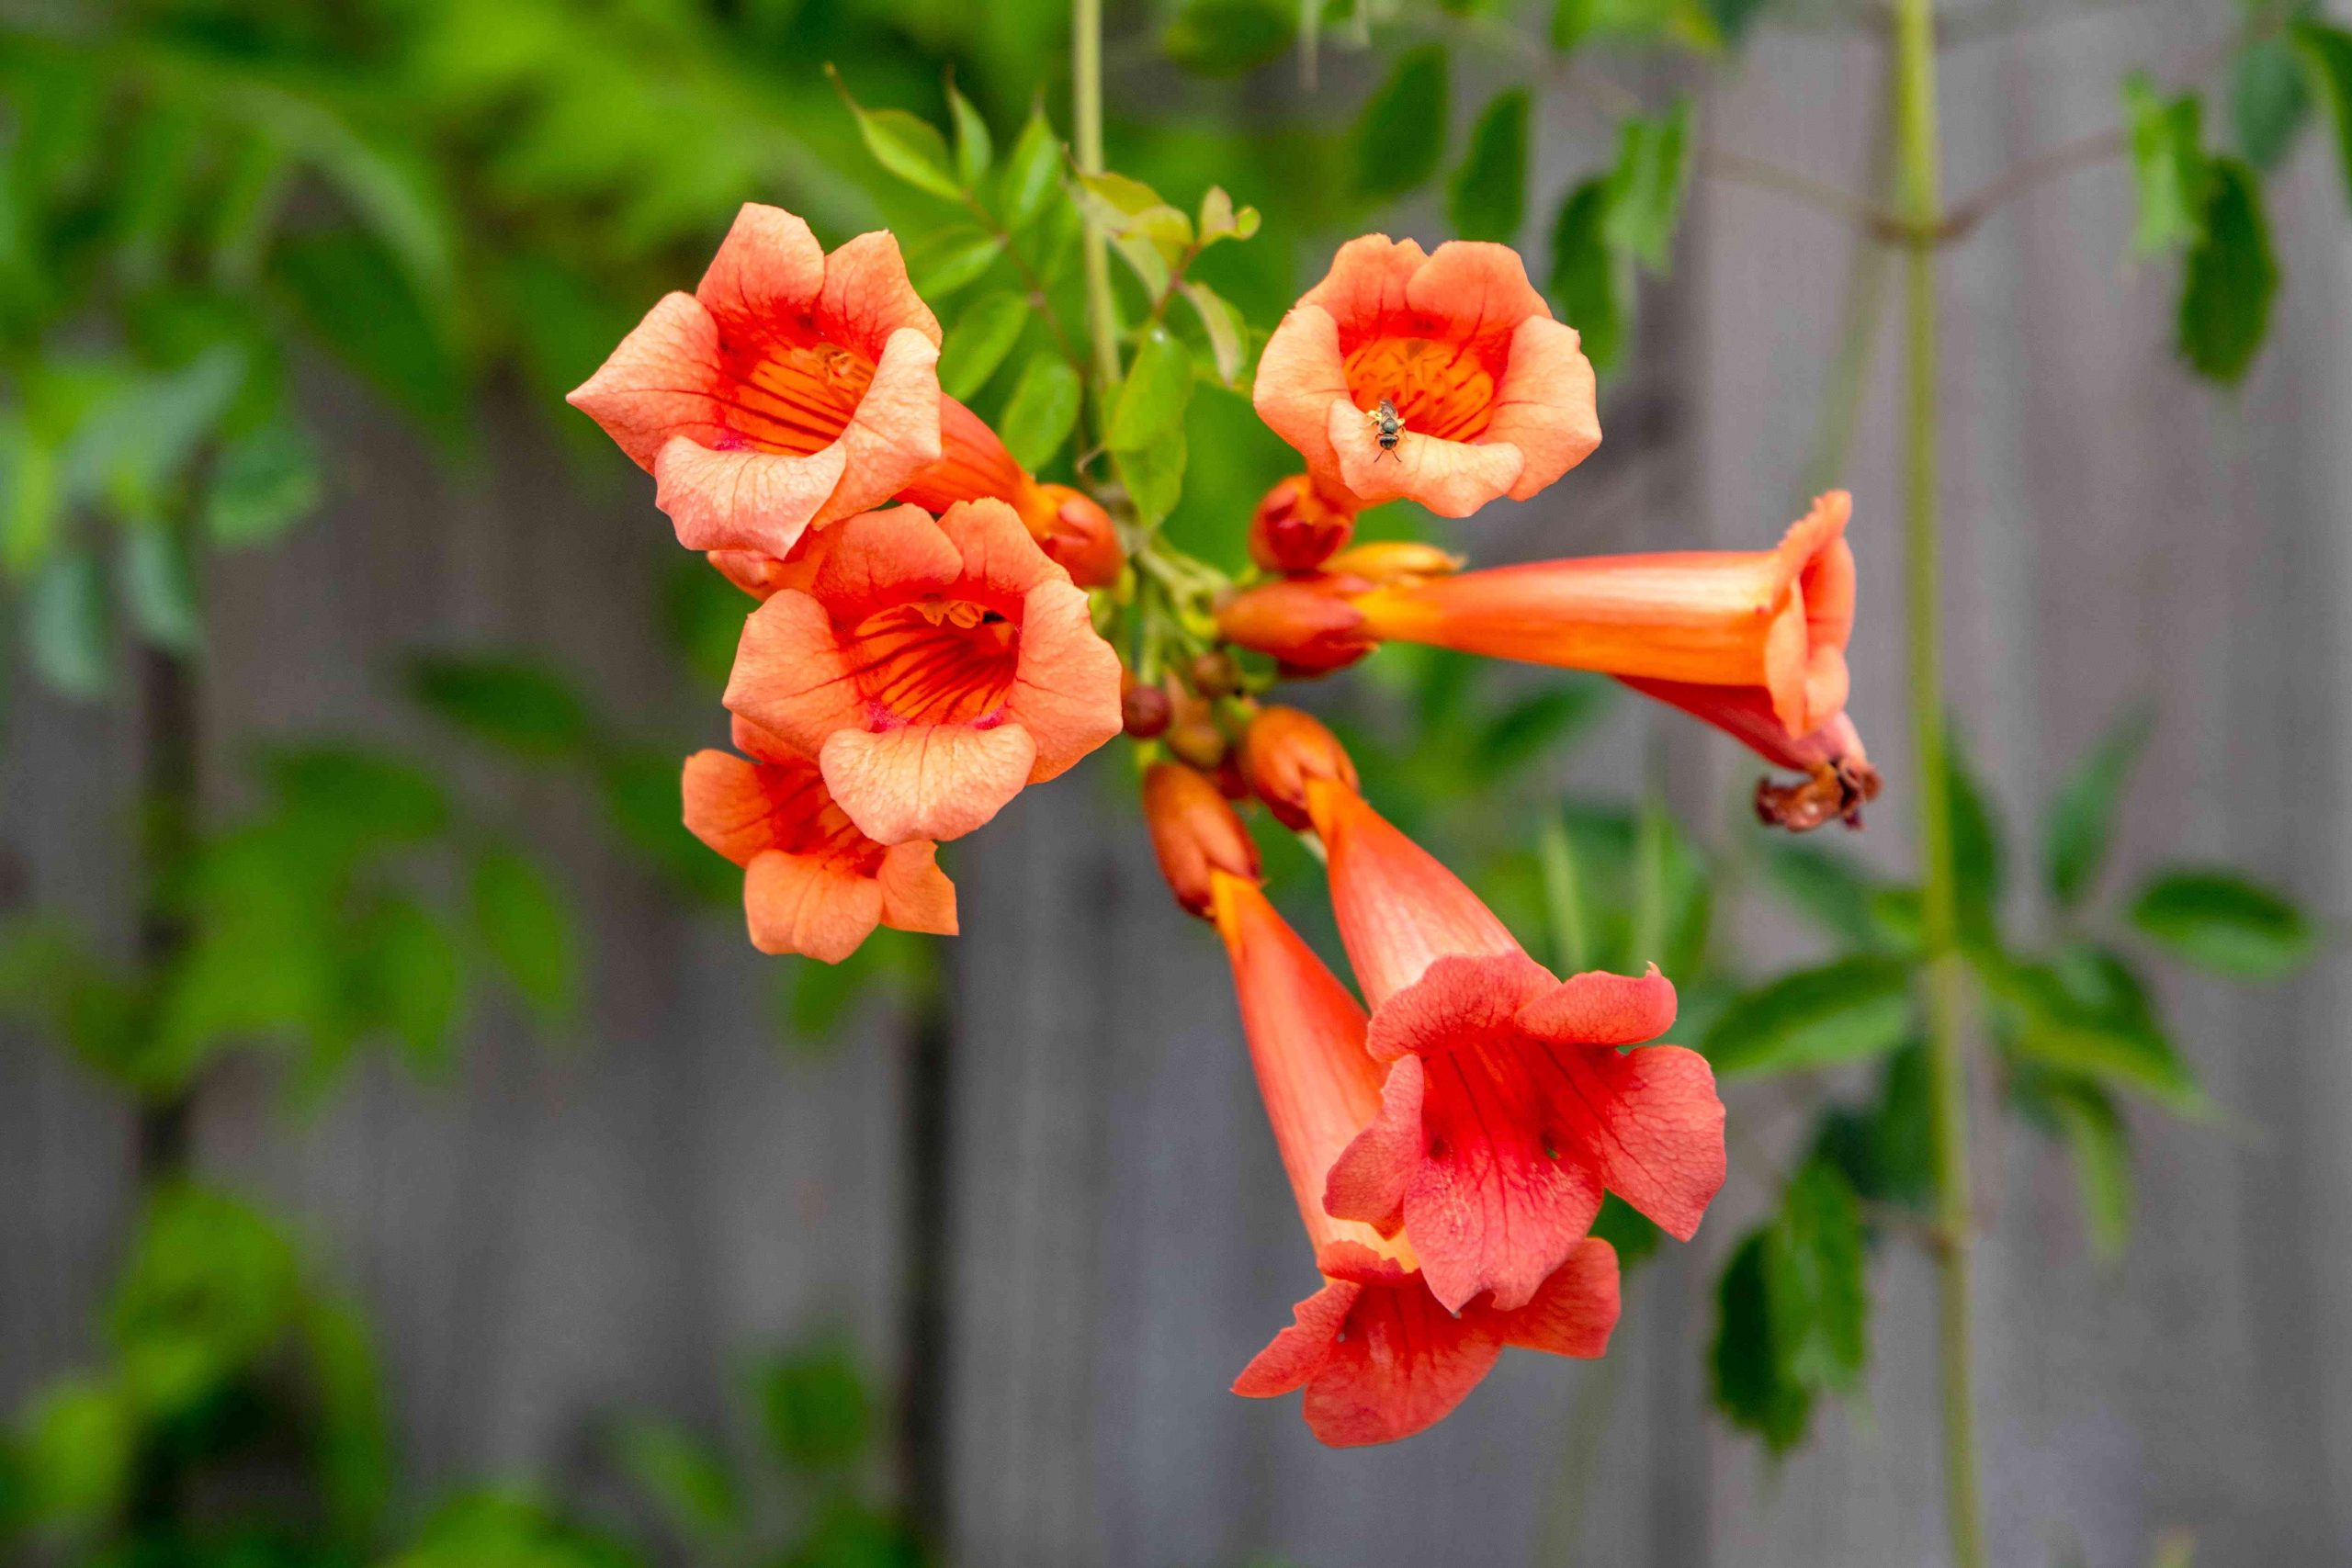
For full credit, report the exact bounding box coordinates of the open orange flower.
[570,204,944,560]
[1303,776,1724,1314]
[682,716,956,963]
[1209,870,1619,1448]
[723,498,1122,846]
[1254,236,1600,517]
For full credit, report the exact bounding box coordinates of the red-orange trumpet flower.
[1255,236,1600,517]
[724,499,1122,846]
[900,397,1124,588]
[1304,777,1724,1314]
[1208,869,1619,1447]
[570,204,944,560]
[682,717,956,963]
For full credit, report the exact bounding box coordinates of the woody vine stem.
[1893,1,1985,1566]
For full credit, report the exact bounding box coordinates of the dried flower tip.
[1143,761,1261,917]
[1754,756,1884,833]
[1240,706,1359,832]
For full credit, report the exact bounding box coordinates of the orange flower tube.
[1255,236,1601,517]
[570,204,944,560]
[899,396,1124,587]
[1351,491,1856,739]
[723,499,1122,846]
[1209,871,1619,1447]
[682,717,956,963]
[1304,777,1724,1314]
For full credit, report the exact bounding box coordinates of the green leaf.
[1759,842,1888,949]
[1770,1159,1868,1393]
[1180,281,1250,387]
[2044,1078,2132,1264]
[1163,0,1296,76]
[2232,35,2312,171]
[2293,20,2352,211]
[1704,955,1916,1077]
[1604,98,1694,274]
[2177,158,2278,384]
[273,231,464,431]
[1710,1231,1811,1451]
[96,346,247,510]
[470,849,580,1026]
[1196,186,1261,245]
[1354,45,1450,198]
[111,1185,304,1418]
[410,655,596,759]
[999,104,1063,231]
[1,412,60,576]
[2130,866,2315,979]
[1705,0,1774,44]
[18,1378,134,1529]
[940,290,1030,400]
[759,1338,871,1472]
[205,418,322,547]
[611,1418,741,1546]
[1982,951,2200,1108]
[347,897,462,1074]
[1547,178,1628,375]
[304,1298,393,1541]
[1944,724,2004,942]
[1075,172,1193,296]
[1811,1042,1934,1210]
[906,225,1005,298]
[599,750,736,906]
[1552,0,1596,52]
[118,524,200,653]
[2043,704,2153,909]
[997,355,1082,469]
[831,72,962,199]
[25,547,110,700]
[1472,679,1611,776]
[946,82,993,186]
[266,747,451,842]
[1109,330,1193,527]
[2122,73,2211,256]
[1448,89,1531,243]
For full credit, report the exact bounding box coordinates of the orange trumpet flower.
[570,204,944,560]
[682,717,956,963]
[1254,236,1600,517]
[899,396,1124,587]
[723,499,1122,846]
[1304,777,1724,1314]
[1209,870,1619,1447]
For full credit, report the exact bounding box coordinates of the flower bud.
[1249,475,1358,575]
[1190,649,1239,698]
[1166,713,1229,771]
[1216,579,1375,675]
[1143,761,1261,917]
[1031,484,1125,588]
[1239,706,1360,831]
[1324,539,1464,587]
[1121,674,1173,739]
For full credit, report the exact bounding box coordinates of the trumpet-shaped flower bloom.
[1141,761,1261,916]
[1210,871,1619,1447]
[724,499,1123,846]
[899,396,1124,587]
[1352,491,1856,739]
[570,204,944,560]
[1254,236,1600,517]
[682,717,956,962]
[1304,778,1724,1314]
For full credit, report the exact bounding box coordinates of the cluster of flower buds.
[569,204,1129,960]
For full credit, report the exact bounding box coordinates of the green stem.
[1070,0,1123,405]
[1893,3,1984,1567]
[1537,813,1589,976]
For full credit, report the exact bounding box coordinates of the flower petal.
[817,230,944,357]
[725,591,861,761]
[1008,580,1124,782]
[1233,1278,1358,1398]
[1514,964,1678,1046]
[812,326,944,528]
[681,750,774,866]
[1488,1236,1620,1358]
[819,720,1038,845]
[1401,240,1550,348]
[1299,1280,1505,1447]
[1326,400,1525,518]
[1252,303,1349,482]
[1299,233,1430,342]
[1555,1043,1725,1242]
[567,293,725,469]
[1323,1054,1424,1235]
[742,849,884,963]
[878,840,959,935]
[653,435,849,558]
[695,204,825,337]
[938,496,1063,604]
[1487,315,1601,501]
[811,506,964,616]
[1308,784,1527,1008]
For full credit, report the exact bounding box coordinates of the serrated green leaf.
[2232,35,2312,171]
[1548,177,1628,375]
[2044,704,2153,909]
[346,897,461,1074]
[2294,20,2352,211]
[1196,186,1260,244]
[470,849,579,1026]
[1000,104,1063,230]
[410,655,595,759]
[205,418,322,547]
[2177,158,2278,383]
[2130,866,2314,979]
[1771,1159,1868,1392]
[1354,45,1449,198]
[997,355,1082,469]
[25,547,110,699]
[1704,954,1915,1077]
[906,225,1005,298]
[1710,1230,1811,1451]
[832,74,961,199]
[1109,329,1193,526]
[2122,73,2211,256]
[1810,1041,1934,1210]
[1162,0,1295,75]
[1449,89,1531,242]
[1604,98,1694,274]
[940,290,1030,400]
[947,83,992,186]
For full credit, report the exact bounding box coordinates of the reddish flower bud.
[1216,579,1375,676]
[1249,475,1358,575]
[1166,714,1229,772]
[1030,483,1125,588]
[1121,674,1173,739]
[1191,649,1240,698]
[1143,761,1261,917]
[1324,539,1464,587]
[1240,706,1359,832]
